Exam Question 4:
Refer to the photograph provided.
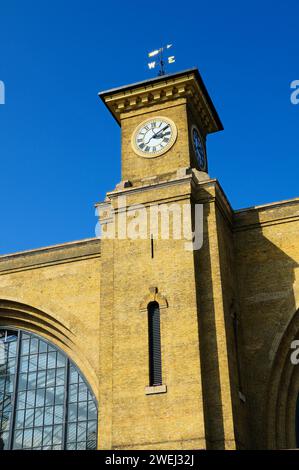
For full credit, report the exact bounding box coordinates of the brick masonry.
[0,70,298,449]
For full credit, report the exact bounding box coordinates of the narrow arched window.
[147,302,162,386]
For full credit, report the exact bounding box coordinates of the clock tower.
[97,69,239,450]
[1,66,299,451]
[99,68,223,186]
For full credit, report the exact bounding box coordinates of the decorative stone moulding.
[99,69,223,136]
[139,287,168,313]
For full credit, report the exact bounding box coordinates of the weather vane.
[147,44,175,76]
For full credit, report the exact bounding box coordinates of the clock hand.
[153,131,170,139]
[144,135,155,145]
[153,124,170,139]
[142,124,170,145]
[144,127,163,145]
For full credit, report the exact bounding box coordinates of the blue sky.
[0,0,298,254]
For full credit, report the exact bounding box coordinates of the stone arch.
[139,287,168,313]
[266,308,299,449]
[0,298,98,398]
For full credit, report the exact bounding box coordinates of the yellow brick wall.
[0,240,101,443]
[1,184,298,450]
[234,200,299,448]
[98,180,207,449]
[0,66,298,451]
[121,99,191,182]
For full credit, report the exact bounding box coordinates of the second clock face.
[132,117,177,158]
[192,126,207,171]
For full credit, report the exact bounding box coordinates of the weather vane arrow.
[147,44,175,76]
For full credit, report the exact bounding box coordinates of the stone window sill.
[145,384,167,395]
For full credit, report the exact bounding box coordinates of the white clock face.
[132,117,177,158]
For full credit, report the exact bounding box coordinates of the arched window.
[0,328,97,450]
[147,302,162,386]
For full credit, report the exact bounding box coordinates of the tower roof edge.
[98,68,223,134]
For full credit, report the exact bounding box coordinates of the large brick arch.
[0,298,98,398]
[266,309,299,449]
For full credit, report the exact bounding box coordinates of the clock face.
[132,117,177,158]
[192,126,207,171]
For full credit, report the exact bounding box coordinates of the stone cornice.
[102,174,193,200]
[0,238,101,274]
[235,197,299,214]
[96,173,235,228]
[99,68,223,135]
[234,197,299,231]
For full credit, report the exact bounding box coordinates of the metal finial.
[147,44,175,76]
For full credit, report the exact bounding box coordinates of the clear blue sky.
[0,0,298,255]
